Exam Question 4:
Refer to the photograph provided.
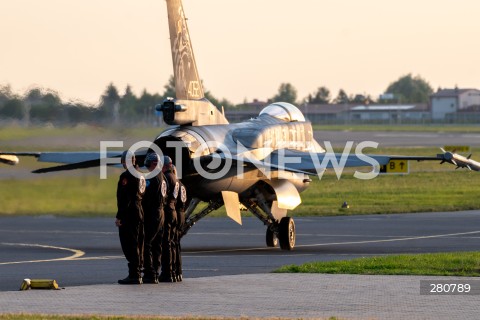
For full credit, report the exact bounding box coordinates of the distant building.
[299,103,428,123]
[430,88,480,120]
[226,101,431,124]
[348,104,429,122]
[298,104,350,122]
[225,99,269,122]
[241,99,269,109]
[226,89,480,124]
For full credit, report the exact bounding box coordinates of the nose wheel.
[266,217,295,250]
[266,227,278,247]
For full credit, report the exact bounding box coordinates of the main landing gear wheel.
[266,227,278,247]
[278,217,295,250]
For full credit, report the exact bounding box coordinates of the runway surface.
[1,211,479,292]
[2,130,479,150]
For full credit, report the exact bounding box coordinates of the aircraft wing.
[263,149,480,174]
[4,148,479,175]
[0,151,148,173]
[217,148,480,175]
[0,152,117,163]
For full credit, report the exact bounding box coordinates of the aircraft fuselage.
[155,113,317,200]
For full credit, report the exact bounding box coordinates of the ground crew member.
[173,165,187,282]
[158,155,178,282]
[141,152,167,284]
[115,150,146,285]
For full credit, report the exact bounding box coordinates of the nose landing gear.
[266,227,278,247]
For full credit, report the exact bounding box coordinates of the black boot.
[118,276,142,285]
[142,274,159,284]
[158,273,174,283]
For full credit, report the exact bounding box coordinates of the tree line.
[268,74,434,106]
[0,74,433,126]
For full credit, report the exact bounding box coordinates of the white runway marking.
[0,229,115,235]
[186,230,480,254]
[296,230,480,248]
[1,230,478,264]
[184,253,316,258]
[74,256,123,261]
[0,242,85,265]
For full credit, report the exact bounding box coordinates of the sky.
[1,0,479,105]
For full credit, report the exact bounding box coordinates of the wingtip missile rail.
[439,149,480,171]
[0,151,42,166]
[0,154,19,166]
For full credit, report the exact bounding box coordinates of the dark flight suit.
[173,181,187,281]
[116,169,145,280]
[159,169,178,282]
[142,172,167,281]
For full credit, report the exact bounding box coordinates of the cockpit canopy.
[259,102,305,122]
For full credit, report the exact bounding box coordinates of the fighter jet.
[1,0,478,250]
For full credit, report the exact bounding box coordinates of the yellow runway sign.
[380,160,409,174]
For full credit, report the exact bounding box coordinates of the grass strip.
[0,172,118,217]
[0,126,164,142]
[274,252,480,276]
[1,170,478,217]
[1,147,479,217]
